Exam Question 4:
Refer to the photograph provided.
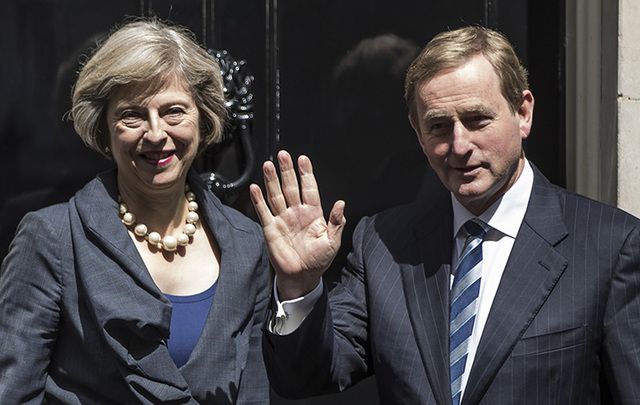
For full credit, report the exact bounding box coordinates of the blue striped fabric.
[450,219,489,405]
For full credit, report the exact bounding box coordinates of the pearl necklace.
[118,186,200,252]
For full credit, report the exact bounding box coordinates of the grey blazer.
[0,170,271,404]
[263,165,640,404]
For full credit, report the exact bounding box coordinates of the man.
[249,26,640,404]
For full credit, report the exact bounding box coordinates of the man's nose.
[450,122,472,156]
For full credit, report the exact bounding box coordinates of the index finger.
[298,155,321,207]
[249,183,274,227]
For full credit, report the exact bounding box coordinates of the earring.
[104,146,111,154]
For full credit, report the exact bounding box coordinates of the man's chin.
[451,183,493,208]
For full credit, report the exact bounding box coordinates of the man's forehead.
[413,57,503,115]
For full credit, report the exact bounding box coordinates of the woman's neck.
[117,177,190,235]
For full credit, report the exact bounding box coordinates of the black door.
[0,1,563,403]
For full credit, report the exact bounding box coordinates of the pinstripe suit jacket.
[0,170,271,404]
[263,166,640,404]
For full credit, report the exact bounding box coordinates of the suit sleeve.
[262,216,373,399]
[237,232,272,403]
[602,224,640,403]
[0,211,64,403]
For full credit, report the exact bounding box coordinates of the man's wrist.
[275,274,322,301]
[270,278,323,335]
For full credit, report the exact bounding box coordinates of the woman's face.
[106,78,200,194]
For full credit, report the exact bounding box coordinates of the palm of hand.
[263,202,338,276]
[249,151,346,295]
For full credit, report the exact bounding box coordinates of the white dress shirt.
[270,160,534,401]
[451,160,533,399]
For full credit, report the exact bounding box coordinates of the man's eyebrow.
[459,104,495,117]
[422,110,450,122]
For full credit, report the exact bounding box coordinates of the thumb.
[327,200,346,243]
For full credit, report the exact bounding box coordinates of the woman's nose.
[143,113,167,143]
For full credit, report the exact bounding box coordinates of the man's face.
[410,54,534,215]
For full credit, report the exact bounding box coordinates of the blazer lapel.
[462,169,569,405]
[400,195,453,405]
[70,171,195,403]
[74,172,162,296]
[180,171,263,401]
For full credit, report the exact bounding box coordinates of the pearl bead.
[134,224,147,237]
[184,223,197,236]
[177,233,190,246]
[162,235,178,251]
[122,212,136,226]
[148,232,162,245]
[186,211,199,224]
[118,184,198,254]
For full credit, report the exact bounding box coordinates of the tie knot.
[463,218,488,239]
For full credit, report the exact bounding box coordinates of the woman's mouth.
[140,150,175,167]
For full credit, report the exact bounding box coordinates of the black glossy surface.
[0,1,563,403]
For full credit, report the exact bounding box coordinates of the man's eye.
[429,121,451,135]
[466,115,491,128]
[465,114,491,126]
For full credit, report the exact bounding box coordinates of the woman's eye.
[120,110,143,126]
[164,107,186,123]
[168,107,184,115]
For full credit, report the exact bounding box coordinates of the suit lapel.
[462,169,569,405]
[400,194,453,405]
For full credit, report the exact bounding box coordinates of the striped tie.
[450,219,489,405]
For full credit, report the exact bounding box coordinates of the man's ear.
[409,113,424,148]
[518,90,534,140]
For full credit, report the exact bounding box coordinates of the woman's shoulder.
[189,172,261,235]
[27,202,70,227]
[217,200,260,231]
[19,171,116,237]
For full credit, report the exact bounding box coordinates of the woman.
[0,19,270,404]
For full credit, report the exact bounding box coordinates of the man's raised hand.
[249,150,346,300]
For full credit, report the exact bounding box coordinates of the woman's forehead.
[109,74,191,103]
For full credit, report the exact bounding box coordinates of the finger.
[298,155,322,207]
[249,184,274,226]
[263,160,287,214]
[277,150,302,207]
[327,200,346,242]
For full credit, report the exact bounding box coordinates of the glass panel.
[0,0,142,255]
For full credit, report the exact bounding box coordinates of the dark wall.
[0,1,564,404]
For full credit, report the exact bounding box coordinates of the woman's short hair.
[71,18,226,157]
[404,25,529,121]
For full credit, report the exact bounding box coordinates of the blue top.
[165,282,218,368]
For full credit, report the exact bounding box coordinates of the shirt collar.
[451,159,534,239]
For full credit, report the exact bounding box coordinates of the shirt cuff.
[269,278,324,336]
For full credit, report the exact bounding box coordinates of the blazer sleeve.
[262,216,373,399]
[236,231,272,404]
[602,223,640,403]
[0,210,65,403]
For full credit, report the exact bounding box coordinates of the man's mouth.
[454,164,482,174]
[140,150,175,167]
